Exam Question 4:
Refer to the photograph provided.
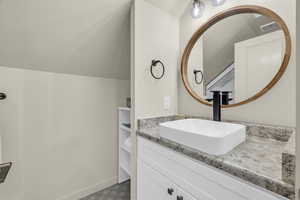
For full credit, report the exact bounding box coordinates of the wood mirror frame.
[181,5,292,108]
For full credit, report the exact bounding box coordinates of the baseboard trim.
[56,176,118,200]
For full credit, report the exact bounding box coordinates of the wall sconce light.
[211,0,226,7]
[191,0,205,18]
[191,0,226,19]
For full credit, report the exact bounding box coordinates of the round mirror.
[181,6,291,108]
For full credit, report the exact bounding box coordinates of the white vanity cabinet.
[137,137,288,200]
[138,159,197,200]
[176,187,198,200]
[138,160,177,200]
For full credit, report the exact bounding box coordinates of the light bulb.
[191,0,205,19]
[211,0,226,6]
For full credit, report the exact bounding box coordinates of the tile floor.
[80,181,130,200]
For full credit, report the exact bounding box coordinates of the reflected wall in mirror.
[181,6,291,108]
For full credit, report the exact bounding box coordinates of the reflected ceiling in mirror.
[181,6,291,108]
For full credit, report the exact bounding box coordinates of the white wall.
[130,3,137,200]
[235,31,285,102]
[132,1,179,200]
[144,0,190,17]
[0,0,131,79]
[0,67,130,200]
[296,0,300,197]
[179,0,296,127]
[134,0,179,119]
[0,0,131,199]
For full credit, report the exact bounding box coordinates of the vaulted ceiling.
[0,0,131,79]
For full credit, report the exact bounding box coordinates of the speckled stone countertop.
[282,133,296,185]
[137,116,295,199]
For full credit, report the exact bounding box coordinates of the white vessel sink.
[159,119,246,155]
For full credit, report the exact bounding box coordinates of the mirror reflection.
[187,13,286,104]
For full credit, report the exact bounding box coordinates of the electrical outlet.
[164,96,171,111]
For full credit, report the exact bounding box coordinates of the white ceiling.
[0,0,131,79]
[145,0,191,17]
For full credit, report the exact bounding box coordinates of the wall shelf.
[118,107,131,112]
[121,145,131,154]
[120,163,131,176]
[118,107,131,183]
[120,125,131,133]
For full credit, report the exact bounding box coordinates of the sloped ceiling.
[144,0,190,17]
[0,0,131,79]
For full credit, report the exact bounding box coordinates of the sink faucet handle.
[221,91,233,105]
[210,90,221,94]
[207,91,221,102]
[206,98,213,102]
[221,91,232,94]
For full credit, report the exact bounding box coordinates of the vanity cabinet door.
[176,187,198,200]
[138,159,176,200]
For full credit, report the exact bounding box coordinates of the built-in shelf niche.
[118,107,131,183]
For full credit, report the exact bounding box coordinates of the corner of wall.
[295,0,299,198]
[296,0,300,197]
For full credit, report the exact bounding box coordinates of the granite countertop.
[284,133,296,155]
[282,133,296,185]
[137,116,295,199]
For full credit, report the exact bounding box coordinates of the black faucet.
[221,91,233,105]
[207,91,232,121]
